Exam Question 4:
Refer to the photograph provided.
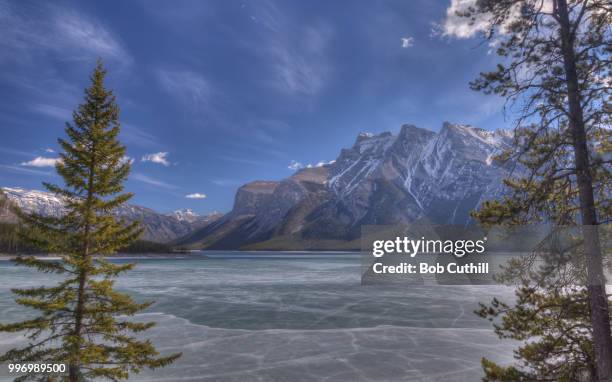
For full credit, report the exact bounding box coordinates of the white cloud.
[437,0,544,39]
[401,36,414,48]
[288,159,334,171]
[44,148,55,153]
[20,156,61,167]
[437,0,490,39]
[185,193,206,199]
[141,152,170,166]
[156,69,210,107]
[314,160,335,167]
[288,160,304,170]
[131,173,177,190]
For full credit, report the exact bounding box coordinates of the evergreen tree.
[0,61,180,381]
[459,0,611,380]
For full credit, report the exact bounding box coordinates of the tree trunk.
[556,0,612,380]
[69,268,86,382]
[69,131,97,382]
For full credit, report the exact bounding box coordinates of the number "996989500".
[8,363,66,373]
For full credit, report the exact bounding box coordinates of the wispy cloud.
[0,1,131,66]
[121,123,160,148]
[56,11,131,64]
[218,155,267,166]
[0,164,53,176]
[0,146,34,157]
[185,193,206,199]
[20,156,61,167]
[44,148,55,153]
[141,152,170,166]
[156,69,210,107]
[32,104,72,121]
[246,119,291,146]
[248,1,332,97]
[131,173,177,190]
[211,179,243,187]
[270,25,332,96]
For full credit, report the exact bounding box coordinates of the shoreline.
[0,250,361,261]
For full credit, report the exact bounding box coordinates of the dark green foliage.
[0,222,30,254]
[461,0,611,380]
[0,61,180,381]
[120,240,172,254]
[0,220,171,255]
[474,228,610,381]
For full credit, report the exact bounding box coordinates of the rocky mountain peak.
[398,124,434,139]
[177,122,516,250]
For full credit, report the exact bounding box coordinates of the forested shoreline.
[0,221,172,254]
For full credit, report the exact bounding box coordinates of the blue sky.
[0,0,507,214]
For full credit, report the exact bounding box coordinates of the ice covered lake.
[0,252,517,381]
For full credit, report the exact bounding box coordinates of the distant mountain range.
[0,187,222,243]
[176,122,514,250]
[1,122,514,250]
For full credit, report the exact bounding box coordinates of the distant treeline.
[0,221,172,254]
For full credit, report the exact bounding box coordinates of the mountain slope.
[178,122,513,250]
[0,187,222,243]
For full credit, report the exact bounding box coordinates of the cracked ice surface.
[0,253,518,381]
[127,314,516,381]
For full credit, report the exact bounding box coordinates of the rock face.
[0,190,19,224]
[0,187,221,243]
[178,122,513,249]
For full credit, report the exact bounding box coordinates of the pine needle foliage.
[460,0,612,380]
[0,61,181,382]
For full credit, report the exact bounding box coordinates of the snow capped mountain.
[2,122,514,250]
[178,122,515,250]
[0,187,222,243]
[1,187,67,217]
[168,209,200,223]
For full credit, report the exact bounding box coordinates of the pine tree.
[0,61,181,381]
[459,0,611,380]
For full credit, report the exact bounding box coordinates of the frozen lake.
[0,252,517,381]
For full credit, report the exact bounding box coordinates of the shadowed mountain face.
[0,188,222,243]
[178,123,514,250]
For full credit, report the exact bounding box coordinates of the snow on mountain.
[0,187,222,243]
[168,209,200,223]
[178,122,515,250]
[3,122,514,250]
[1,187,67,217]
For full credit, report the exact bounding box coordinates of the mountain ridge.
[1,122,514,250]
[176,122,513,250]
[0,187,221,243]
